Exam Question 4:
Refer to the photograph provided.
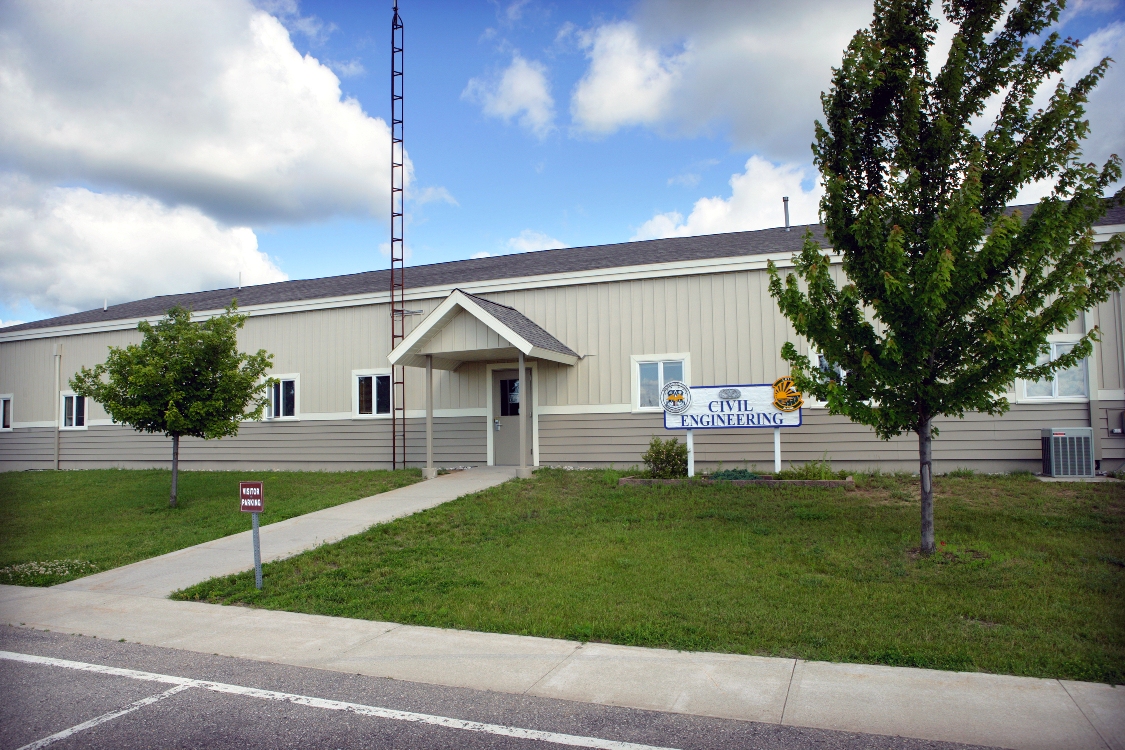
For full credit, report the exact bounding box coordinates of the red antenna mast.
[390,0,406,469]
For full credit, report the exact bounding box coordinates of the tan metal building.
[3,209,1124,474]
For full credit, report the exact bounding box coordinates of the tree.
[768,0,1125,554]
[71,305,273,507]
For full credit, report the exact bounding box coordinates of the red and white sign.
[239,481,264,513]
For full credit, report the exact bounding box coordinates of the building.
[2,207,1124,474]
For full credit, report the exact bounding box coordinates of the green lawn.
[176,469,1124,683]
[0,469,421,586]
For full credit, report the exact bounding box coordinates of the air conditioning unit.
[1041,427,1094,477]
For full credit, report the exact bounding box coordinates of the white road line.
[1,650,679,750]
[16,684,192,750]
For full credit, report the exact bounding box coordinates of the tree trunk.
[170,434,180,509]
[918,416,935,555]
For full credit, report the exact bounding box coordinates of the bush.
[775,456,846,480]
[641,436,688,479]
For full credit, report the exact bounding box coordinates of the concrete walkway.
[1,584,1121,750]
[55,466,518,598]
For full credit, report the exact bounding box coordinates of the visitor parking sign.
[239,481,264,513]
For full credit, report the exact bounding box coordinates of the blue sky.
[1,0,1122,324]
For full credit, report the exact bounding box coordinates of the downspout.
[1084,310,1102,469]
[53,342,61,470]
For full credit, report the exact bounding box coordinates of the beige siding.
[0,426,55,470]
[1094,290,1125,392]
[3,256,1123,473]
[0,330,142,423]
[422,310,512,354]
[27,417,486,471]
[540,402,1091,473]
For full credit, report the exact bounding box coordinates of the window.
[61,393,86,429]
[632,354,688,411]
[0,395,11,431]
[357,374,391,416]
[353,370,391,417]
[500,378,520,416]
[804,348,846,408]
[267,377,298,419]
[1024,342,1088,399]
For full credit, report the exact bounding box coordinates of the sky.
[1,0,1123,326]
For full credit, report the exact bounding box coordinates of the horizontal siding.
[0,427,56,470]
[1097,400,1125,467]
[540,403,1093,473]
[15,417,488,472]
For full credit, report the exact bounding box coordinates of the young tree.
[768,0,1125,553]
[71,305,273,507]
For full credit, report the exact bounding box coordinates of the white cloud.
[0,0,395,224]
[507,229,565,252]
[569,2,872,159]
[0,319,26,328]
[632,156,822,240]
[464,54,555,138]
[571,22,687,134]
[572,1,1124,168]
[1063,21,1125,169]
[327,59,365,78]
[255,0,335,44]
[0,175,286,315]
[471,251,492,259]
[411,186,459,206]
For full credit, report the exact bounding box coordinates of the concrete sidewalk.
[1,584,1121,750]
[55,466,518,598]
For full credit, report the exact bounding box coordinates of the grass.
[0,468,422,586]
[175,469,1125,683]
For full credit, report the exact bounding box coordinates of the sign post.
[239,481,264,590]
[661,378,803,476]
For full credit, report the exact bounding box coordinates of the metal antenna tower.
[390,0,406,470]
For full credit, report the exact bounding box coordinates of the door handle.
[494,419,501,431]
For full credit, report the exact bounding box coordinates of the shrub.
[776,455,846,480]
[641,436,688,479]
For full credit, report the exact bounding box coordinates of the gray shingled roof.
[6,201,1123,335]
[460,291,578,358]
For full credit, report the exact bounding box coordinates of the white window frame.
[265,373,301,420]
[352,369,393,419]
[0,393,12,431]
[59,391,88,430]
[803,346,847,409]
[1017,336,1090,403]
[630,353,691,413]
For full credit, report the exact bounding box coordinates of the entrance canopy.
[388,289,578,370]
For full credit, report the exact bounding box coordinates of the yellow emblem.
[772,376,803,413]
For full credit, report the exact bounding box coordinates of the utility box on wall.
[1041,427,1095,477]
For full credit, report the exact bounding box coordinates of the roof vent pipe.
[238,271,242,290]
[103,299,107,311]
[783,196,790,231]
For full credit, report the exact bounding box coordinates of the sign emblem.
[660,380,692,414]
[772,377,803,413]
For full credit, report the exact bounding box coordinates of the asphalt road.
[0,626,997,750]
